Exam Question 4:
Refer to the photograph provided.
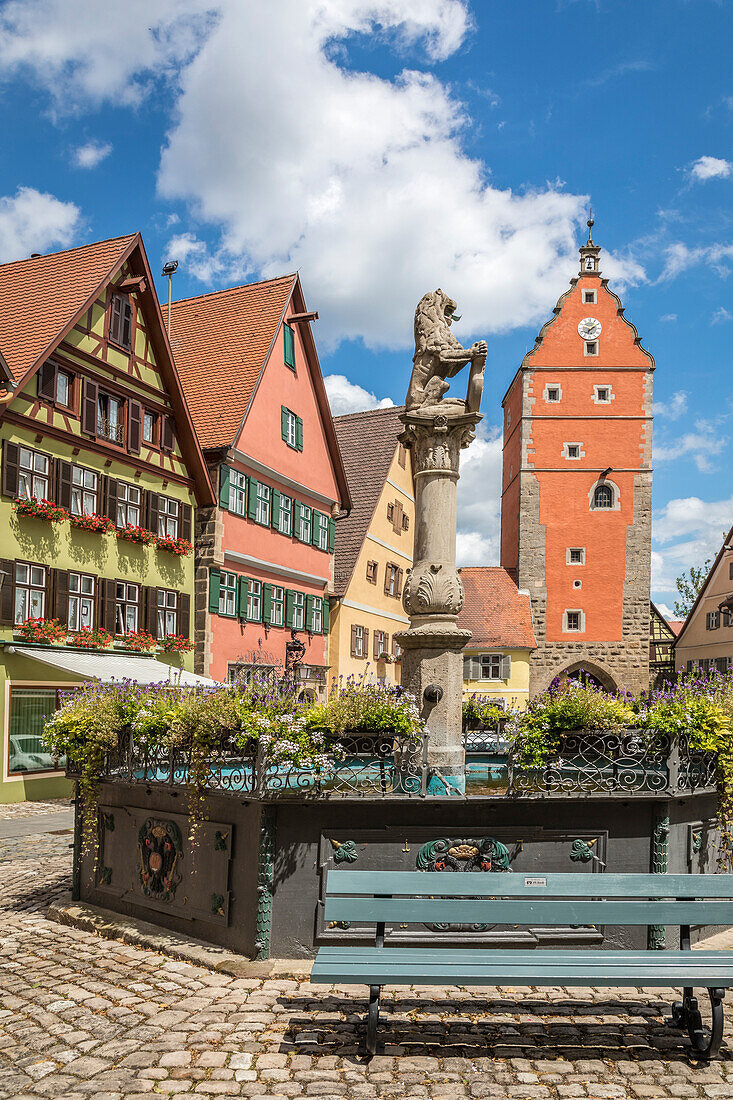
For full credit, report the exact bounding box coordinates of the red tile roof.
[457,567,537,649]
[169,275,296,449]
[332,406,406,596]
[0,234,136,383]
[667,620,684,637]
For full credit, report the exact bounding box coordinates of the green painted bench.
[311,870,733,1058]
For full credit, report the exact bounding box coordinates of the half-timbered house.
[0,234,214,803]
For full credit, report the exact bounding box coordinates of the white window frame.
[563,609,586,633]
[18,447,49,501]
[219,571,238,617]
[543,383,562,404]
[584,340,599,357]
[270,585,285,627]
[68,572,95,632]
[310,598,323,634]
[583,289,597,305]
[562,442,585,460]
[14,562,46,625]
[277,494,292,536]
[315,512,329,551]
[71,464,98,516]
[117,482,142,528]
[299,504,312,543]
[589,478,620,511]
[566,547,586,565]
[142,410,157,444]
[479,653,503,680]
[229,470,247,517]
[158,496,179,538]
[256,483,271,526]
[285,409,298,449]
[354,624,365,658]
[157,589,178,637]
[592,384,614,404]
[55,369,72,407]
[115,582,139,634]
[292,591,305,630]
[247,580,262,621]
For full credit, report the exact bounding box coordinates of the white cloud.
[0,186,80,262]
[689,155,733,182]
[712,306,733,324]
[324,374,395,417]
[659,313,677,322]
[653,419,726,473]
[166,231,250,285]
[0,0,216,108]
[654,390,687,420]
[456,423,502,566]
[652,493,733,598]
[73,140,112,169]
[659,241,733,281]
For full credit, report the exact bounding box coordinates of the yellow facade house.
[674,524,733,677]
[0,234,215,803]
[329,407,414,687]
[458,567,537,711]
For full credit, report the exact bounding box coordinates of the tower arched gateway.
[500,222,652,696]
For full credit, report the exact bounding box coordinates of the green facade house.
[0,234,215,803]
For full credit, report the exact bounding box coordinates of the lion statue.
[405,289,487,413]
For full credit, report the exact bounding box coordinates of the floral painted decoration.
[159,633,194,652]
[68,511,116,535]
[119,629,157,652]
[13,497,67,522]
[16,617,67,644]
[155,535,194,557]
[117,524,155,546]
[67,626,114,649]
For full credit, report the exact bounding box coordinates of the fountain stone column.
[394,289,488,795]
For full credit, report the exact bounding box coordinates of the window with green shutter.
[218,465,231,509]
[219,571,238,617]
[292,591,305,629]
[295,415,303,451]
[246,477,259,521]
[228,469,247,516]
[321,597,330,633]
[270,585,285,626]
[312,511,329,551]
[285,588,295,627]
[237,575,249,619]
[262,583,272,625]
[297,503,311,543]
[283,323,295,369]
[281,406,298,448]
[307,595,323,634]
[276,493,293,536]
[247,579,262,622]
[327,518,335,553]
[208,569,221,614]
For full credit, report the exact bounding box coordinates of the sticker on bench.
[524,876,547,887]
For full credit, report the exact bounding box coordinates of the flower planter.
[159,634,194,653]
[68,513,116,535]
[119,630,157,652]
[15,617,67,644]
[13,497,67,523]
[67,628,113,650]
[117,524,155,546]
[155,536,193,557]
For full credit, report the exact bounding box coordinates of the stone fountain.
[395,289,487,793]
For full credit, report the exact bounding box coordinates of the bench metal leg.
[668,988,725,1060]
[366,985,381,1056]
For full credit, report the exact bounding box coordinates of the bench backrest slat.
[326,870,733,899]
[323,896,733,926]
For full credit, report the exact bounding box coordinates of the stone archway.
[547,660,618,694]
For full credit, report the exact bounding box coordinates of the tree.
[673,558,712,619]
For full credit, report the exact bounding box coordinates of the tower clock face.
[578,316,602,340]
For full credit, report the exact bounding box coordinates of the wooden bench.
[311,870,733,1059]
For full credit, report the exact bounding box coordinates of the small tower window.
[585,256,596,271]
[564,610,584,632]
[546,386,560,402]
[567,548,585,565]
[593,484,614,509]
[585,341,598,356]
[593,384,613,404]
[562,442,584,460]
[583,290,596,304]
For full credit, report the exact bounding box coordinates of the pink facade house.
[169,275,351,691]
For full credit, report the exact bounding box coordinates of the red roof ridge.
[334,404,403,422]
[0,232,137,272]
[171,272,297,308]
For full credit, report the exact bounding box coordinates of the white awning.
[5,645,219,686]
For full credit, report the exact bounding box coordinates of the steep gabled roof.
[0,234,136,385]
[457,567,537,649]
[0,233,214,505]
[169,274,296,450]
[674,524,733,646]
[332,405,405,596]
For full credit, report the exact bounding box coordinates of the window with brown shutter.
[37,360,57,401]
[387,503,394,522]
[52,569,69,627]
[350,624,358,657]
[396,568,403,597]
[391,500,403,535]
[180,503,192,543]
[398,443,407,468]
[81,379,98,436]
[179,593,190,639]
[103,477,118,524]
[1,441,19,498]
[128,401,142,454]
[402,514,409,531]
[147,492,160,535]
[161,415,175,452]
[56,461,72,511]
[100,578,117,634]
[366,560,377,584]
[144,586,160,638]
[0,558,15,624]
[109,293,133,351]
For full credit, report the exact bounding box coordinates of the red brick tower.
[500,221,653,694]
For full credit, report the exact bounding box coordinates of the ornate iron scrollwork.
[138,818,183,902]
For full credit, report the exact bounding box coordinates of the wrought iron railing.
[71,727,430,799]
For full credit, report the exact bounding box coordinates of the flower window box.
[119,630,156,652]
[159,633,194,653]
[117,524,155,546]
[68,512,116,535]
[16,617,67,645]
[67,627,113,650]
[155,535,194,557]
[13,497,67,523]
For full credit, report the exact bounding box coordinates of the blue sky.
[0,0,732,613]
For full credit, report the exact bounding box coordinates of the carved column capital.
[399,408,482,478]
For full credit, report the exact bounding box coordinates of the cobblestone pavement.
[2,828,733,1099]
[0,797,72,819]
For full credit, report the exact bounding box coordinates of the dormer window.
[109,293,133,351]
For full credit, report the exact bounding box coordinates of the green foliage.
[508,680,635,767]
[673,558,712,619]
[305,673,422,738]
[462,695,509,728]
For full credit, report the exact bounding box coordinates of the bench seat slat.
[311,947,733,988]
[323,898,733,926]
[327,870,733,898]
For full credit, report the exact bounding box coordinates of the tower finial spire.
[586,206,594,245]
